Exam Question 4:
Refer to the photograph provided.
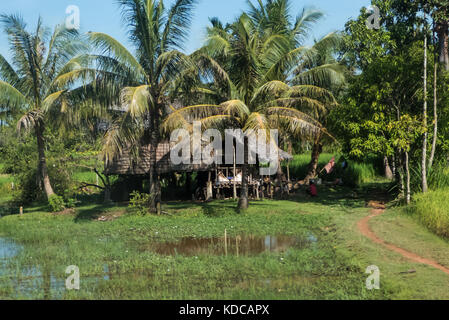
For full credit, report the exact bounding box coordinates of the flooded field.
[142,235,314,256]
[0,233,317,299]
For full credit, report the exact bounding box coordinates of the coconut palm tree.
[0,15,84,199]
[247,0,346,184]
[164,8,339,210]
[66,0,198,214]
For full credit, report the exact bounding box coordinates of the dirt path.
[357,201,449,275]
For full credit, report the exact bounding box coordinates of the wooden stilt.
[233,146,237,199]
[206,171,213,201]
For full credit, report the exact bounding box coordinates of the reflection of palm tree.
[0,15,84,199]
[74,0,198,213]
[164,2,341,210]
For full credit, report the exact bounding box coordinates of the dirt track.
[357,201,449,275]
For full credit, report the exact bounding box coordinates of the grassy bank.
[407,188,449,239]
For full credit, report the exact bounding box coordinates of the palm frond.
[120,85,152,118]
[88,32,146,78]
[0,80,29,111]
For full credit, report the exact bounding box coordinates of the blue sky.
[0,0,371,60]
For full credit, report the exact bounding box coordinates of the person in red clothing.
[307,180,318,197]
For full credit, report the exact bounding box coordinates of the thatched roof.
[105,141,293,176]
[104,142,215,175]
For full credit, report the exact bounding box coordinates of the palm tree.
[299,40,346,183]
[247,0,345,184]
[71,0,198,214]
[0,15,84,199]
[164,6,339,210]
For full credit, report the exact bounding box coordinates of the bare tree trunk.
[384,156,393,180]
[304,134,322,183]
[396,149,405,199]
[422,22,429,193]
[36,124,55,199]
[429,26,439,169]
[391,154,396,177]
[436,21,449,71]
[405,151,411,205]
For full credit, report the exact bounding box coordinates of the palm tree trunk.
[238,162,249,210]
[422,22,429,193]
[149,111,161,215]
[304,134,322,183]
[36,124,55,199]
[287,140,292,182]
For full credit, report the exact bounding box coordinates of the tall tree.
[0,15,84,199]
[164,5,339,210]
[422,11,429,193]
[74,0,199,214]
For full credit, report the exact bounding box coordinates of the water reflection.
[142,235,312,256]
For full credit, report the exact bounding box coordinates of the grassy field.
[1,177,449,299]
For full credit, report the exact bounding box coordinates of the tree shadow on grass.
[73,194,128,223]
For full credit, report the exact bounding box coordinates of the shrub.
[410,162,449,193]
[11,164,74,205]
[129,191,150,215]
[48,195,66,212]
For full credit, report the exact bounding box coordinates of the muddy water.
[142,235,312,256]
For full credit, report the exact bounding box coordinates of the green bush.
[409,188,449,239]
[410,162,449,193]
[48,195,66,212]
[128,191,150,215]
[12,165,73,205]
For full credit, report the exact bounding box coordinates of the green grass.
[72,170,98,185]
[286,153,335,180]
[1,182,449,299]
[286,153,379,186]
[406,188,449,239]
